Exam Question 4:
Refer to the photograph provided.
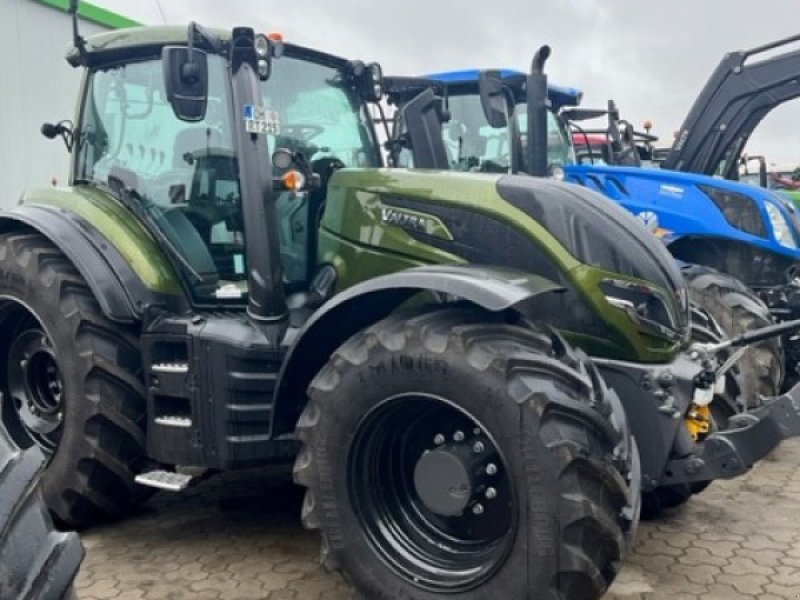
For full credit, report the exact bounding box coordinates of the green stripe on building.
[31,0,141,29]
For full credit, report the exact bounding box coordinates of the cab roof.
[69,25,352,71]
[425,69,583,110]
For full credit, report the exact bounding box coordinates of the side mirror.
[396,89,450,169]
[41,121,73,151]
[162,46,209,122]
[478,70,509,128]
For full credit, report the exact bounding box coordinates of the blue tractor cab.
[385,61,581,175]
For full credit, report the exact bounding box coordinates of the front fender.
[270,265,564,436]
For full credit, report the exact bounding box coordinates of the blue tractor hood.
[565,162,800,283]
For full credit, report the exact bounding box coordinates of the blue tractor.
[567,35,800,391]
[384,44,794,402]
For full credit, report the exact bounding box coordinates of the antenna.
[155,0,168,24]
[68,0,87,61]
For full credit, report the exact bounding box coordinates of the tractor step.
[151,362,189,374]
[135,469,193,492]
[154,415,192,428]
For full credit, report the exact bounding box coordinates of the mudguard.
[0,204,181,323]
[271,264,564,435]
[0,430,83,599]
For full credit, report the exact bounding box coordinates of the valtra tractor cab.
[5,5,800,597]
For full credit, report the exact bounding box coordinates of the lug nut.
[485,487,497,499]
[433,434,445,445]
[473,441,485,454]
[473,427,482,435]
[472,503,484,515]
[453,430,465,442]
[486,463,498,475]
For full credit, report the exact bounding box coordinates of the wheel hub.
[5,328,64,453]
[348,394,515,592]
[414,448,473,516]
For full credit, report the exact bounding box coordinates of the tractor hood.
[320,168,689,361]
[566,163,800,283]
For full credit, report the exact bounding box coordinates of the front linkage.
[607,317,800,493]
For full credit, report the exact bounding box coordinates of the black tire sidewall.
[0,244,90,484]
[0,234,145,525]
[309,337,561,599]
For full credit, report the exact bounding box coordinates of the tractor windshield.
[441,93,511,172]
[75,51,379,303]
[77,54,247,303]
[262,55,380,284]
[405,90,576,174]
[516,108,577,173]
[263,56,380,169]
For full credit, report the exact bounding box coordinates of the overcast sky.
[97,0,800,166]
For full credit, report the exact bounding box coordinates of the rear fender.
[0,205,183,323]
[270,265,564,436]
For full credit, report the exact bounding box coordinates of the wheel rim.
[348,394,516,593]
[5,328,64,453]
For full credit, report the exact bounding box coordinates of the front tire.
[0,232,149,528]
[294,306,639,599]
[683,264,783,401]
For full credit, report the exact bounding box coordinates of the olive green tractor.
[3,3,800,598]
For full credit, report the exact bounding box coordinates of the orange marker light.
[643,120,653,130]
[267,32,284,42]
[282,170,306,192]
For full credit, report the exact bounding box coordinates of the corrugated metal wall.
[0,0,107,206]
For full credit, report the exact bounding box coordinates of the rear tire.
[294,306,639,599]
[0,405,83,599]
[0,232,149,528]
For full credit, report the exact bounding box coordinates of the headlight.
[254,34,270,58]
[600,278,682,340]
[698,185,767,238]
[366,61,384,102]
[765,202,798,248]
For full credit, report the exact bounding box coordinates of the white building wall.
[0,0,107,206]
